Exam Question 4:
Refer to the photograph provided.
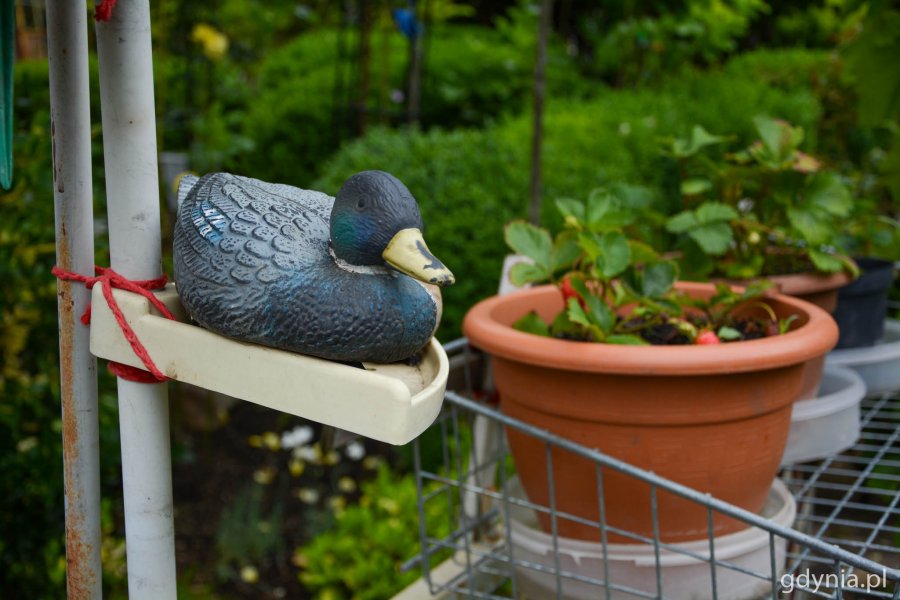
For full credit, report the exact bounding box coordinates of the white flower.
[298,488,320,504]
[281,425,314,450]
[618,122,632,136]
[345,441,366,461]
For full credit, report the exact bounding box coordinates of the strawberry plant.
[505,187,788,345]
[664,116,860,280]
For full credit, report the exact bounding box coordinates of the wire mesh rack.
[406,339,900,600]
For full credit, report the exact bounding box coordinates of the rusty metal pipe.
[45,2,103,598]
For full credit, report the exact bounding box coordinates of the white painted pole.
[95,2,177,598]
[45,2,102,598]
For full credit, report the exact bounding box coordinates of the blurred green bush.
[585,0,770,86]
[297,465,451,600]
[229,21,586,187]
[316,48,825,340]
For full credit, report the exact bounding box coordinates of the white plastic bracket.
[89,284,448,445]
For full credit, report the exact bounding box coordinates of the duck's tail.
[175,172,200,207]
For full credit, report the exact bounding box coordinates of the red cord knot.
[95,0,118,22]
[52,265,174,383]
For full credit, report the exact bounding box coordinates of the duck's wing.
[174,173,332,310]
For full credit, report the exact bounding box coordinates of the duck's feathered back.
[173,172,438,363]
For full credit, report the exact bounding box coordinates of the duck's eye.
[357,199,366,209]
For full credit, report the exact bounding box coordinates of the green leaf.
[688,222,734,255]
[723,253,765,279]
[550,309,582,338]
[804,172,852,217]
[717,326,743,341]
[607,334,650,346]
[607,182,657,210]
[598,231,631,278]
[512,311,551,337]
[786,206,831,246]
[753,115,800,160]
[681,178,712,196]
[551,233,581,272]
[555,198,585,224]
[642,261,677,299]
[666,211,699,234]
[586,189,634,231]
[505,222,553,269]
[671,125,727,157]
[571,278,616,334]
[808,248,845,274]
[509,262,550,287]
[566,298,592,328]
[628,240,660,264]
[696,202,739,224]
[577,232,602,263]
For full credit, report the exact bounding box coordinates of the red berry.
[696,330,720,345]
[559,278,586,309]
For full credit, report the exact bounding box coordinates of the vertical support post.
[529,0,553,226]
[95,2,176,598]
[45,2,102,597]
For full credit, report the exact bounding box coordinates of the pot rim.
[761,270,854,296]
[463,282,838,375]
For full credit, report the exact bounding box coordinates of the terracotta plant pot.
[463,282,837,544]
[766,270,854,314]
[737,270,850,400]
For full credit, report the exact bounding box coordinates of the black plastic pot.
[833,258,897,349]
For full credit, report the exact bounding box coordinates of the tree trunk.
[529,0,553,225]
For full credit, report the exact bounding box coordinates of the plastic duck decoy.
[173,170,454,364]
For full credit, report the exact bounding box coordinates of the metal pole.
[95,2,177,598]
[45,2,102,597]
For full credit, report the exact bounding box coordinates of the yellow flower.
[262,431,281,451]
[191,23,229,61]
[239,565,259,583]
[253,467,276,485]
[337,476,356,493]
[289,458,305,477]
[328,496,347,512]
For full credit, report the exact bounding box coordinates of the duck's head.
[330,170,455,287]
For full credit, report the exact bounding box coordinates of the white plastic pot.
[782,366,865,465]
[827,319,900,395]
[507,478,796,600]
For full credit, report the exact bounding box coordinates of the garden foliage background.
[2,0,898,598]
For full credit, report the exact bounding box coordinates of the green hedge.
[315,49,825,340]
[233,25,587,187]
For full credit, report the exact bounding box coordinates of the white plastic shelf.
[89,284,448,445]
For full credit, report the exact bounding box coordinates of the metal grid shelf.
[407,340,900,600]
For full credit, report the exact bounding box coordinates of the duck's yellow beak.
[382,228,455,287]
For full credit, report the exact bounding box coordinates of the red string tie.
[52,265,173,383]
[95,0,118,22]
